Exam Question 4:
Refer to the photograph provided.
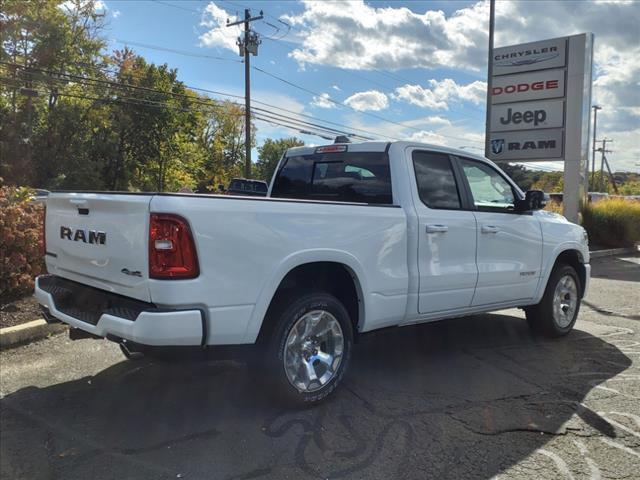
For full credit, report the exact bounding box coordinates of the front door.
[411,150,478,314]
[457,157,542,306]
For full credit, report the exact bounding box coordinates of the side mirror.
[515,190,546,212]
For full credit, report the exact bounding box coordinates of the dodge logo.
[60,226,106,245]
[492,80,559,96]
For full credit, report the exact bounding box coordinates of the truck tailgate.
[45,193,152,302]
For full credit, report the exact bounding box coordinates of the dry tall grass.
[582,198,640,248]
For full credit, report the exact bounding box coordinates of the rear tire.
[526,263,581,338]
[263,292,353,404]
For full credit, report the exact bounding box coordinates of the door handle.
[426,224,449,233]
[481,225,499,234]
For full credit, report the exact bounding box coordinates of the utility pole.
[596,138,615,192]
[590,105,601,190]
[227,9,263,179]
[484,0,495,156]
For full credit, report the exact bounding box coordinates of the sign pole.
[484,0,495,158]
[562,33,593,223]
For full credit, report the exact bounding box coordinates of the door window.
[412,151,461,209]
[459,159,515,211]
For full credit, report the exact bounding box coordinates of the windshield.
[271,151,393,204]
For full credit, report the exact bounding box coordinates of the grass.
[582,198,640,248]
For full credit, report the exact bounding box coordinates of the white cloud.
[394,78,486,110]
[420,115,452,127]
[199,2,240,52]
[344,113,482,150]
[332,84,341,91]
[280,0,639,170]
[344,90,389,111]
[407,130,446,145]
[311,92,336,109]
[59,0,107,13]
[283,0,492,71]
[112,9,121,18]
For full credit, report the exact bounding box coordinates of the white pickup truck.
[36,141,590,403]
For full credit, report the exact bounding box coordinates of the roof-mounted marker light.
[315,144,348,154]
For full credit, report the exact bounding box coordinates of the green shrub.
[0,180,45,301]
[582,198,640,248]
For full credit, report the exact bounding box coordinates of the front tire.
[265,292,353,404]
[526,263,582,337]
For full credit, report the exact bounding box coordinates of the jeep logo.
[500,108,546,126]
[60,226,106,245]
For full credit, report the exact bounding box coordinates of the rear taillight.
[149,213,199,279]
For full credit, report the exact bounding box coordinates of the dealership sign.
[491,69,565,104]
[490,100,564,132]
[486,34,593,164]
[489,129,564,160]
[492,37,567,76]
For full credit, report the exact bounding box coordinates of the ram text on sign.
[491,69,566,104]
[493,37,567,76]
[490,99,564,132]
[488,129,564,161]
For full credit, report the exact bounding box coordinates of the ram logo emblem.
[60,226,106,245]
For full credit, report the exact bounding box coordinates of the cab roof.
[285,140,488,163]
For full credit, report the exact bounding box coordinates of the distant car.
[32,189,50,204]
[227,178,268,197]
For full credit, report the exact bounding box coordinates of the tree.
[196,101,253,192]
[256,137,304,182]
[500,163,539,190]
[531,172,564,193]
[106,48,208,191]
[0,0,107,185]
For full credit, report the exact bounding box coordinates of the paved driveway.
[1,255,639,479]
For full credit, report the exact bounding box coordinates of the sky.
[93,0,639,172]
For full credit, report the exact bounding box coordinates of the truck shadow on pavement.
[0,313,633,479]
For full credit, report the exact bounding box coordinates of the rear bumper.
[35,275,205,346]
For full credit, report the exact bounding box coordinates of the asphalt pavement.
[1,255,639,479]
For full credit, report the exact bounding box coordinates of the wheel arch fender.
[242,249,369,343]
[535,242,588,302]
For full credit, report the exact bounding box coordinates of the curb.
[0,319,67,350]
[590,246,639,259]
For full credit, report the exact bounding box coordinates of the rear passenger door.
[456,157,542,306]
[410,150,478,314]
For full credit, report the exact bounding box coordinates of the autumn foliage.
[0,181,45,301]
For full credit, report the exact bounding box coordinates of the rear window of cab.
[271,151,392,204]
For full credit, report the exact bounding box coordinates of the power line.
[151,0,200,13]
[1,61,381,140]
[1,78,358,141]
[251,66,483,145]
[112,39,242,64]
[151,0,478,116]
[0,73,371,142]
